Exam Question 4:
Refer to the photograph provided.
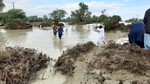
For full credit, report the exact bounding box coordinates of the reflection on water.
[0,24,128,84]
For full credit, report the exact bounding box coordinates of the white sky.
[3,0,150,20]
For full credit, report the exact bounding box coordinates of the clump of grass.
[97,50,112,58]
[5,21,14,29]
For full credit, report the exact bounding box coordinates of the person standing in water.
[52,23,58,37]
[65,22,69,31]
[58,25,64,39]
[97,25,105,44]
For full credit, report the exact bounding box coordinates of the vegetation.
[26,15,43,22]
[91,15,99,23]
[99,15,108,22]
[71,2,91,23]
[0,8,53,27]
[47,18,53,26]
[5,21,14,28]
[7,9,26,20]
[0,47,50,84]
[126,18,143,23]
[99,10,111,30]
[0,9,26,24]
[49,9,67,23]
[5,20,32,29]
[0,12,9,24]
[112,15,122,22]
[98,9,126,31]
[0,8,33,29]
[43,15,48,21]
[0,2,135,31]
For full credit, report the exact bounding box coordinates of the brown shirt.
[53,25,57,32]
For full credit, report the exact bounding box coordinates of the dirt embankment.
[5,20,32,29]
[39,22,51,27]
[55,41,150,84]
[38,22,64,27]
[0,47,50,84]
[54,41,96,76]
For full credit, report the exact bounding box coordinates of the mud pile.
[55,41,96,76]
[0,47,50,84]
[39,22,51,27]
[53,22,64,27]
[5,20,32,29]
[89,42,150,75]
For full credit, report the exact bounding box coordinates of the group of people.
[52,23,64,39]
[128,8,150,55]
[97,8,150,55]
[52,8,150,55]
[52,23,69,39]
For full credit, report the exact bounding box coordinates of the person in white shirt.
[97,25,105,44]
[65,23,69,31]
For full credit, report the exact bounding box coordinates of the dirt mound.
[39,22,51,27]
[5,20,32,29]
[62,41,96,59]
[89,42,150,75]
[53,22,64,27]
[55,41,96,76]
[0,47,50,84]
[106,40,120,49]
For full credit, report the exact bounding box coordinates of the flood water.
[0,24,128,84]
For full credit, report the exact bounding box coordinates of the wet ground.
[0,24,128,84]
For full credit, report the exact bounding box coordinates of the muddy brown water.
[0,24,128,84]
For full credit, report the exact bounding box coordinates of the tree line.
[0,1,141,30]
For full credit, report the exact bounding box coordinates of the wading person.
[97,25,105,45]
[128,22,145,54]
[52,23,58,37]
[143,8,150,55]
[58,25,64,39]
[65,22,69,31]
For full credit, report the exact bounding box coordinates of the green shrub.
[5,21,14,28]
[103,19,112,30]
[48,19,53,26]
[99,15,108,22]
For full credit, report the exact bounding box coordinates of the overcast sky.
[3,0,150,20]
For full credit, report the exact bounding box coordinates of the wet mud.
[55,41,96,76]
[0,47,50,84]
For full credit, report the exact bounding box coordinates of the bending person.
[128,22,145,54]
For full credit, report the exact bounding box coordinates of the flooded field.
[0,24,128,84]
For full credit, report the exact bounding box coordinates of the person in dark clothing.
[128,22,145,54]
[58,26,64,39]
[144,8,150,25]
[143,8,150,55]
[128,22,145,48]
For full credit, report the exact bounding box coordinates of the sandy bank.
[55,41,150,84]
